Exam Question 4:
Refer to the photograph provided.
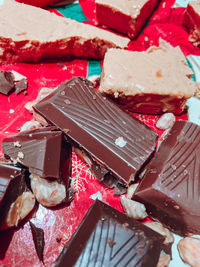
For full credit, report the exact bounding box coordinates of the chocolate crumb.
[107,237,116,247]
[123,223,129,230]
[56,238,62,243]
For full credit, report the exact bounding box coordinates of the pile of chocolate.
[1,76,200,266]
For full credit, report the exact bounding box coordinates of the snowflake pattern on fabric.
[71,152,95,200]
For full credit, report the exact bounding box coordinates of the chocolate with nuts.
[0,163,35,230]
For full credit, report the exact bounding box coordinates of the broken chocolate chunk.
[2,126,72,183]
[34,77,158,187]
[15,78,28,95]
[0,71,15,95]
[29,221,45,262]
[55,200,164,267]
[0,163,35,230]
[2,126,73,206]
[134,121,200,236]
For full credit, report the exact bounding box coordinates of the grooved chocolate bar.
[34,77,158,187]
[134,121,200,236]
[55,200,164,267]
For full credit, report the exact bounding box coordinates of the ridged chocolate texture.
[134,121,200,236]
[34,77,158,186]
[0,164,27,227]
[2,127,72,184]
[55,200,164,267]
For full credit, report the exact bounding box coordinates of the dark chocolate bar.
[55,199,164,267]
[0,71,15,95]
[2,127,72,184]
[0,163,27,229]
[30,221,45,262]
[134,121,200,236]
[34,77,158,187]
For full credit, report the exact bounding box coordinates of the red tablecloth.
[0,0,196,266]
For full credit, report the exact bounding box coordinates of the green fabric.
[56,3,88,22]
[87,60,102,77]
[186,58,196,81]
[56,3,101,77]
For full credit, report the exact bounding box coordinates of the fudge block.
[134,121,200,236]
[55,200,164,267]
[0,0,129,63]
[183,1,200,47]
[95,0,161,38]
[99,42,197,115]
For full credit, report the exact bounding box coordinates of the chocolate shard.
[0,71,15,95]
[2,126,72,184]
[134,121,200,236]
[15,78,28,95]
[34,77,158,187]
[29,221,45,262]
[0,163,27,229]
[55,199,164,267]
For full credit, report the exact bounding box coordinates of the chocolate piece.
[0,71,15,95]
[29,221,45,262]
[183,1,200,47]
[17,0,76,7]
[15,78,28,95]
[0,163,27,229]
[0,0,129,64]
[2,127,72,183]
[34,77,158,187]
[99,43,197,115]
[95,0,161,38]
[134,121,200,236]
[55,200,164,267]
[74,147,126,194]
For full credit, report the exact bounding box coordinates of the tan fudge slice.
[95,0,161,38]
[99,42,197,115]
[0,0,129,63]
[183,1,200,47]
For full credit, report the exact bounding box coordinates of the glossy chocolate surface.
[0,163,27,227]
[2,127,72,184]
[55,200,164,267]
[134,121,200,236]
[34,77,158,186]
